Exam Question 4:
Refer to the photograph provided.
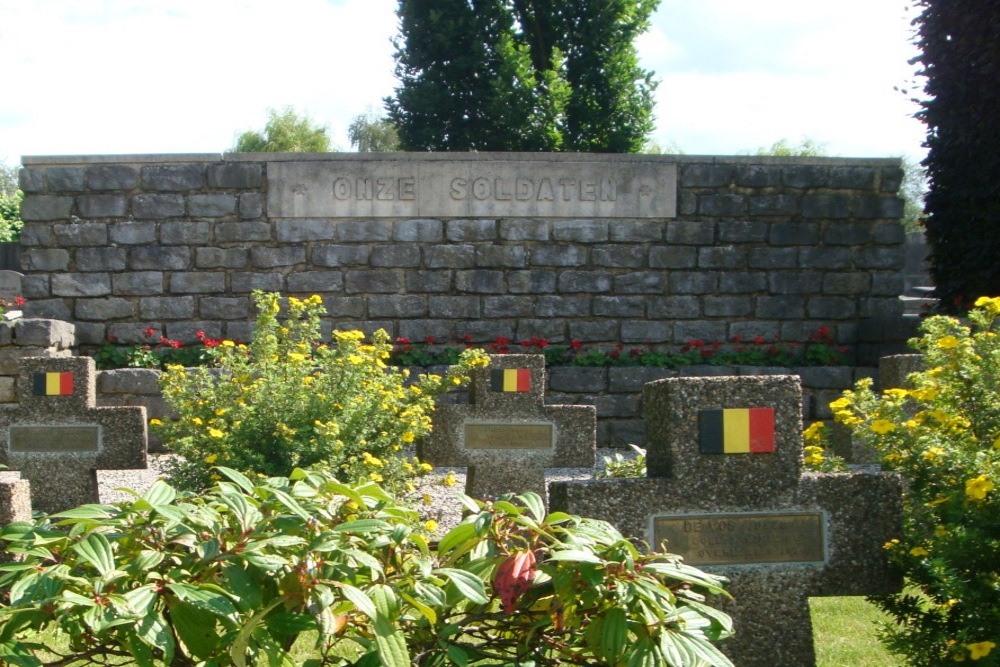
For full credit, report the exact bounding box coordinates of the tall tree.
[914,1,1000,310]
[386,0,657,152]
[231,107,333,153]
[348,109,401,152]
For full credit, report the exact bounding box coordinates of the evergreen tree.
[915,1,1000,309]
[387,0,656,152]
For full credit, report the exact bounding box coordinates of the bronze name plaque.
[464,422,553,450]
[9,425,100,453]
[651,512,826,566]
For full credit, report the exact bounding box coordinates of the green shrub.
[0,190,21,242]
[154,291,488,491]
[593,444,647,479]
[824,297,1000,664]
[0,470,733,666]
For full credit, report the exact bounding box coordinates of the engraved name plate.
[464,422,554,450]
[650,512,826,566]
[9,425,100,453]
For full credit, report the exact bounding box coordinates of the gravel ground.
[90,449,635,536]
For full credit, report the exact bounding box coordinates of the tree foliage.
[386,0,658,153]
[913,1,1000,310]
[231,107,333,153]
[0,165,22,241]
[348,109,400,152]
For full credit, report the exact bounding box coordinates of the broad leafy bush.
[155,292,488,491]
[825,297,1000,664]
[0,469,733,666]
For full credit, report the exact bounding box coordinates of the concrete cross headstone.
[0,356,148,514]
[549,375,902,667]
[419,354,596,506]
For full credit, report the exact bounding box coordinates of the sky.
[0,0,926,168]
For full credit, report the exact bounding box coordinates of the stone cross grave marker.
[419,354,595,506]
[549,375,902,667]
[0,356,148,514]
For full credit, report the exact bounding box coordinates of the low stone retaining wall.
[94,364,873,452]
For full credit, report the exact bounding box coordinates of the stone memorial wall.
[17,152,906,366]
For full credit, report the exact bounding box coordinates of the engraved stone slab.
[651,511,826,566]
[0,271,23,306]
[9,425,100,453]
[464,422,553,450]
[269,156,677,219]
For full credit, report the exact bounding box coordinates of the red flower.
[424,336,437,345]
[396,337,410,345]
[754,336,765,344]
[569,339,583,350]
[144,328,156,338]
[13,297,24,306]
[731,334,742,343]
[196,330,206,341]
[107,333,118,343]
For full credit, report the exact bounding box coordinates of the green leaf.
[445,644,469,666]
[72,532,115,576]
[220,562,265,611]
[545,549,602,564]
[626,639,660,667]
[437,522,477,559]
[333,518,392,534]
[400,591,437,626]
[215,466,257,493]
[516,491,545,521]
[50,504,115,520]
[435,568,489,605]
[340,583,377,621]
[143,480,177,507]
[168,600,220,661]
[369,584,399,619]
[123,584,159,615]
[268,487,311,521]
[374,617,410,667]
[0,641,42,667]
[601,607,628,661]
[319,481,366,508]
[542,511,575,525]
[674,630,735,667]
[166,582,239,618]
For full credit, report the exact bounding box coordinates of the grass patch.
[811,596,903,666]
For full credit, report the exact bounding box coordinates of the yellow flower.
[191,417,203,426]
[422,493,433,506]
[204,453,218,464]
[967,641,996,661]
[215,408,227,416]
[362,452,384,467]
[402,431,416,443]
[882,388,910,399]
[883,539,900,549]
[419,462,433,472]
[210,474,221,481]
[443,471,457,487]
[937,335,960,349]
[965,475,994,501]
[829,397,851,411]
[935,525,947,537]
[424,519,438,532]
[369,472,384,483]
[993,435,1000,450]
[922,447,946,461]
[149,418,163,426]
[909,546,929,557]
[870,419,897,435]
[221,340,236,348]
[288,352,307,362]
[208,428,224,439]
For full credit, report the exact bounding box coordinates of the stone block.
[189,194,238,217]
[141,164,204,191]
[855,195,905,219]
[77,322,110,345]
[424,245,475,269]
[87,165,138,190]
[139,296,196,320]
[537,295,591,317]
[769,222,820,245]
[515,319,566,342]
[336,221,391,242]
[344,270,401,294]
[368,295,428,318]
[53,222,109,246]
[669,272,717,294]
[200,297,250,320]
[132,193,185,218]
[557,270,611,293]
[665,221,714,244]
[698,193,746,217]
[313,244,371,267]
[13,318,75,348]
[681,164,734,187]
[229,272,285,293]
[250,246,305,268]
[21,196,74,221]
[748,247,798,269]
[112,272,164,296]
[456,270,505,293]
[649,246,696,269]
[76,297,136,320]
[718,272,767,294]
[782,165,829,188]
[823,272,871,295]
[807,296,857,319]
[608,366,677,393]
[796,366,854,390]
[161,221,212,245]
[78,194,128,218]
[75,247,127,272]
[609,220,662,242]
[215,221,272,242]
[21,275,51,299]
[568,320,619,341]
[169,272,226,294]
[734,165,782,187]
[275,220,336,242]
[396,320,455,343]
[483,296,536,318]
[614,272,664,294]
[239,193,264,219]
[593,296,644,317]
[621,320,672,343]
[704,296,752,317]
[548,367,607,393]
[320,296,365,318]
[698,246,746,269]
[729,321,780,342]
[647,295,700,319]
[769,272,822,295]
[756,296,806,319]
[799,246,854,270]
[207,163,263,188]
[21,299,70,320]
[591,245,644,268]
[856,247,905,270]
[109,221,157,244]
[871,273,904,296]
[404,270,452,293]
[428,296,481,319]
[880,166,905,193]
[287,271,344,293]
[748,194,798,217]
[508,270,557,294]
[97,368,162,395]
[673,320,727,344]
[874,221,905,245]
[552,220,608,242]
[195,247,248,269]
[829,166,875,189]
[801,194,852,219]
[476,245,527,268]
[717,220,768,243]
[445,219,496,242]
[20,249,69,272]
[499,219,549,241]
[18,168,45,192]
[52,273,112,297]
[394,219,443,243]
[129,246,191,271]
[371,245,421,267]
[823,222,873,245]
[19,222,54,246]
[530,245,587,266]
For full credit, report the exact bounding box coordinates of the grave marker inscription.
[419,354,595,506]
[550,375,902,666]
[0,356,148,513]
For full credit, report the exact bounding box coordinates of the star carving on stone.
[292,183,309,195]
[639,185,653,197]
